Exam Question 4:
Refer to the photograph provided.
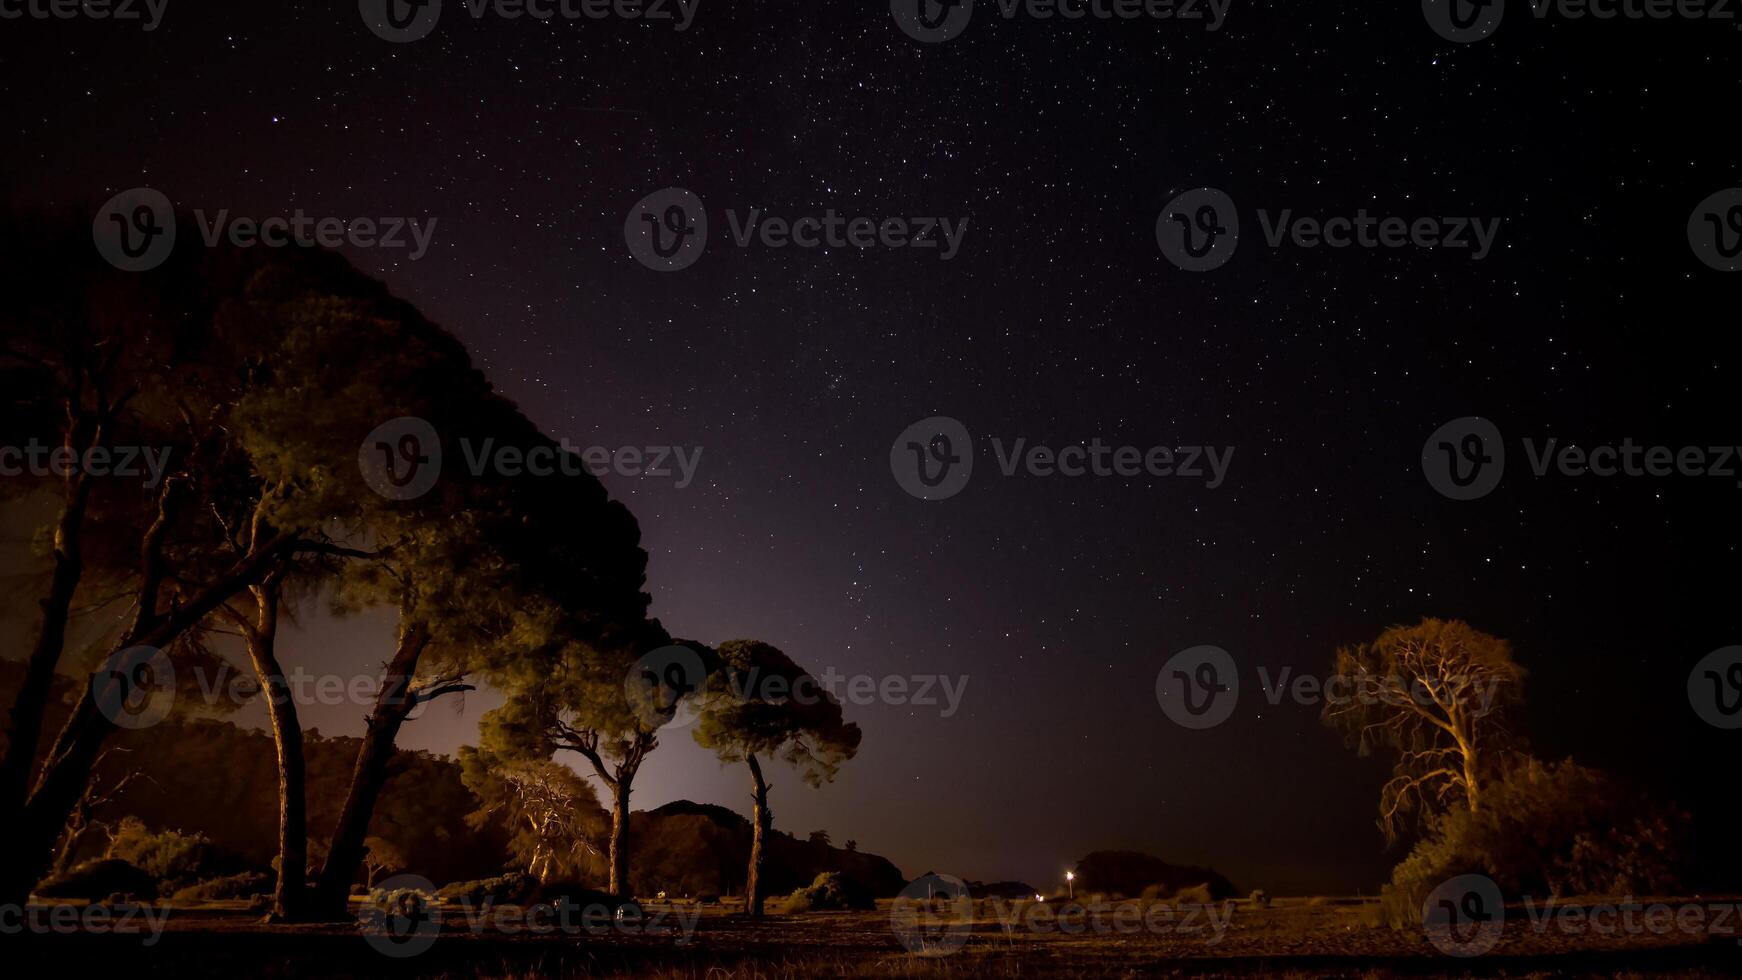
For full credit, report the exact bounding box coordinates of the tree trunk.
[1461,737,1481,811]
[0,682,113,906]
[244,578,311,921]
[608,780,631,897]
[308,621,430,919]
[746,753,770,918]
[0,445,98,815]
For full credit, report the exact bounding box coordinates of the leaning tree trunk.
[0,465,94,819]
[2,683,118,906]
[746,754,771,918]
[243,577,312,921]
[309,622,430,919]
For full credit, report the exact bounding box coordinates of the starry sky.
[3,1,1739,894]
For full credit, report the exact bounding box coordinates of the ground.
[7,895,1741,977]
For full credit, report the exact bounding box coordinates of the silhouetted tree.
[693,640,861,917]
[484,629,687,896]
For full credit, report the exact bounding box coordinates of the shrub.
[35,859,158,900]
[438,873,537,906]
[1377,758,1689,928]
[780,871,875,913]
[1172,883,1215,906]
[170,872,272,904]
[368,883,436,922]
[104,817,240,888]
[1248,889,1269,908]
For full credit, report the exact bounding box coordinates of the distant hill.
[630,800,906,899]
[1072,850,1238,899]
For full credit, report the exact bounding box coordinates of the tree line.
[0,217,857,921]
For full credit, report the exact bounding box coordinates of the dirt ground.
[7,895,1741,977]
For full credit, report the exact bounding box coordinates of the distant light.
[1034,894,1045,902]
[1065,872,1075,881]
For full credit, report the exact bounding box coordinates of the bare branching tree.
[1322,618,1525,841]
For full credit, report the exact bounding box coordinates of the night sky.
[3,1,1739,895]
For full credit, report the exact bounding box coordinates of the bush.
[170,872,272,904]
[780,871,875,913]
[368,884,436,921]
[438,873,537,906]
[35,859,158,900]
[1172,883,1215,905]
[105,817,240,888]
[1377,758,1689,928]
[1248,889,1269,908]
